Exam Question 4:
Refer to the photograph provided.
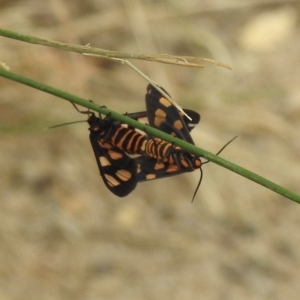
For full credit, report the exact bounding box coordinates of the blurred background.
[1,0,300,299]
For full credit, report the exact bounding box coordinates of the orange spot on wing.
[99,141,112,149]
[108,150,123,160]
[154,162,165,170]
[99,156,111,166]
[173,120,183,130]
[167,165,179,172]
[146,174,156,180]
[116,170,132,181]
[105,174,120,187]
[159,97,172,107]
[154,109,166,127]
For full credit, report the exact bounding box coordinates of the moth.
[75,84,202,197]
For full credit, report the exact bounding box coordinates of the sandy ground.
[0,1,300,299]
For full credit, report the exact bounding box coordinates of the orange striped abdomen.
[143,138,174,162]
[143,138,202,170]
[109,126,145,154]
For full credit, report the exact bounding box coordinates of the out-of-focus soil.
[1,1,300,299]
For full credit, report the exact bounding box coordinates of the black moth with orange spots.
[77,84,202,197]
[136,85,202,184]
[87,113,138,197]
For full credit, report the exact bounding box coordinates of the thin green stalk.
[0,68,299,204]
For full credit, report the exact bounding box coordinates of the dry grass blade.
[0,61,10,70]
[0,28,232,69]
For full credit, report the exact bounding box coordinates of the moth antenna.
[215,136,238,156]
[202,136,238,165]
[47,120,86,130]
[191,167,203,203]
[46,102,95,130]
[192,136,237,202]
